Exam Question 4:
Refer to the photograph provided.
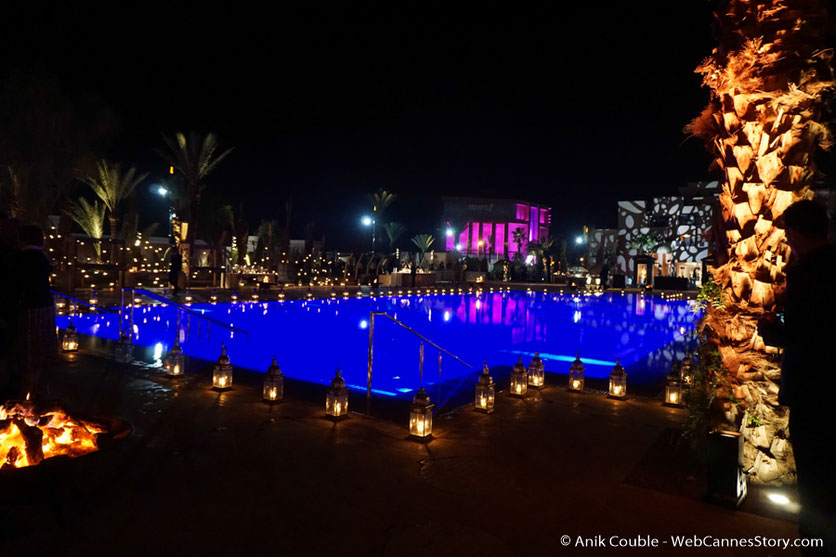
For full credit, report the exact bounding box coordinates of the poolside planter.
[263,357,284,403]
[163,339,185,377]
[527,352,545,389]
[114,333,133,364]
[706,430,747,508]
[510,358,528,398]
[326,368,349,419]
[61,321,79,352]
[608,359,627,399]
[568,354,584,392]
[213,345,233,390]
[474,362,495,413]
[664,369,683,407]
[409,387,434,441]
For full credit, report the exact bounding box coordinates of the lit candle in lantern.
[474,362,495,413]
[509,357,528,398]
[326,368,349,419]
[213,344,233,390]
[609,359,627,399]
[263,356,284,403]
[568,353,584,392]
[527,352,545,389]
[409,387,434,441]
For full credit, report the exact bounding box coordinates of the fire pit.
[0,401,132,470]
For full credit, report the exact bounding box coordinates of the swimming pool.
[56,292,698,397]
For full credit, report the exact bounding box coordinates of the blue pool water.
[56,292,698,397]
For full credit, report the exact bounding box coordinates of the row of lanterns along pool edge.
[64,321,698,443]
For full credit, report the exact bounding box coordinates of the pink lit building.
[443,197,551,259]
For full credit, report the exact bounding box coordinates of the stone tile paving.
[0,352,799,556]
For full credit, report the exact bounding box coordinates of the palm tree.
[512,228,527,260]
[156,132,233,250]
[80,160,148,239]
[383,222,406,253]
[686,0,834,484]
[65,198,106,262]
[366,189,396,215]
[411,234,435,267]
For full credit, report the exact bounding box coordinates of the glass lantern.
[61,321,79,352]
[210,288,218,304]
[527,352,545,389]
[665,369,683,406]
[326,368,349,419]
[680,354,694,386]
[568,353,584,392]
[213,344,233,390]
[278,287,285,301]
[89,288,98,306]
[164,339,186,377]
[231,290,238,303]
[409,387,434,440]
[114,332,133,363]
[474,362,495,413]
[184,289,193,305]
[510,357,528,398]
[251,289,260,302]
[263,357,284,403]
[609,359,627,399]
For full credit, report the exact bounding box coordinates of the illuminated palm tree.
[156,132,233,249]
[511,228,527,260]
[65,198,106,262]
[410,233,435,266]
[80,160,148,239]
[383,222,405,253]
[687,0,834,482]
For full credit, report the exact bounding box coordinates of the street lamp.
[155,185,175,240]
[361,215,376,253]
[575,236,584,245]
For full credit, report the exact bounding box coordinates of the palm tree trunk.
[688,0,834,485]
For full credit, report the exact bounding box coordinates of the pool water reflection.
[56,292,698,397]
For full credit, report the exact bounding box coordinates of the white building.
[588,181,719,285]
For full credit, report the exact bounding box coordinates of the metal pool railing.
[51,290,115,315]
[121,288,250,347]
[366,311,473,412]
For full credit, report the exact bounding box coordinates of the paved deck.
[1,352,800,556]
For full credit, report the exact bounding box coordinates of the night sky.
[5,3,727,247]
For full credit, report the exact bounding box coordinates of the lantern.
[527,352,545,389]
[213,344,233,390]
[330,287,337,299]
[263,356,284,403]
[133,292,142,305]
[409,387,434,440]
[680,354,694,386]
[231,290,238,303]
[278,287,285,301]
[609,359,627,399]
[164,339,186,377]
[184,289,193,305]
[510,357,528,398]
[61,321,79,352]
[210,288,218,304]
[251,289,259,302]
[326,368,349,419]
[568,353,584,392]
[306,287,313,300]
[474,362,495,413]
[664,368,683,406]
[114,332,133,363]
[89,288,98,306]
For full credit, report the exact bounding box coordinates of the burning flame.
[0,402,107,469]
